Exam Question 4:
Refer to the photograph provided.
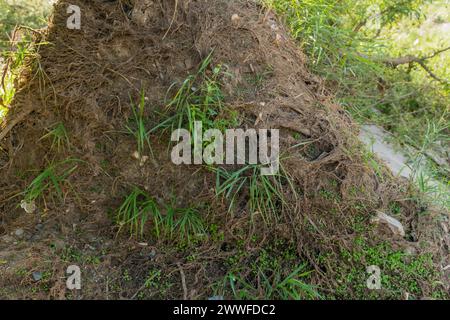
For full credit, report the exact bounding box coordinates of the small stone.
[184,58,193,69]
[30,234,41,242]
[52,239,65,250]
[405,246,417,256]
[371,211,405,237]
[441,222,448,234]
[231,14,240,25]
[148,250,156,259]
[32,272,42,282]
[139,155,149,167]
[132,151,140,160]
[14,229,24,238]
[275,33,284,45]
[20,200,36,213]
[208,296,224,301]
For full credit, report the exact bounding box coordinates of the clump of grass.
[23,158,81,204]
[39,122,70,152]
[1,37,32,115]
[153,51,239,138]
[116,187,160,238]
[212,164,293,224]
[116,189,206,242]
[126,89,153,158]
[1,24,51,120]
[216,237,320,299]
[221,263,319,300]
[172,206,205,243]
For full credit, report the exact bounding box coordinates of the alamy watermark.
[67,5,81,30]
[171,121,280,175]
[66,265,81,290]
[366,265,382,290]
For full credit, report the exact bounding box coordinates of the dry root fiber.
[0,0,448,299]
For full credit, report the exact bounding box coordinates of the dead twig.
[177,262,188,300]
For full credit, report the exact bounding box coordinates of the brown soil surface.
[0,0,448,299]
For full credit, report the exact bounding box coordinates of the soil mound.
[0,0,448,299]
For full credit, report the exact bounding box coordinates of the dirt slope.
[0,0,448,299]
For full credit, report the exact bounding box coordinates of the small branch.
[423,46,450,60]
[177,262,188,300]
[373,47,450,84]
[416,60,447,83]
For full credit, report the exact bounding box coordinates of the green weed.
[212,163,293,224]
[334,237,447,299]
[40,122,70,152]
[23,158,81,203]
[126,89,153,158]
[213,238,320,299]
[152,51,239,138]
[116,188,206,243]
[116,187,161,238]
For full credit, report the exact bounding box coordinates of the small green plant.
[212,163,293,224]
[161,202,206,243]
[126,89,153,158]
[144,269,162,289]
[153,51,238,138]
[1,24,51,119]
[39,122,70,151]
[116,187,161,238]
[173,206,206,243]
[333,237,448,299]
[0,1,51,51]
[1,37,32,115]
[222,263,319,300]
[23,158,81,203]
[116,188,206,242]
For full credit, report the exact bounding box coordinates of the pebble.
[14,229,24,238]
[32,272,42,282]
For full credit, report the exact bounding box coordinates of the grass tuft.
[116,187,160,238]
[152,51,239,138]
[116,189,206,242]
[126,89,153,159]
[222,263,319,300]
[23,158,81,204]
[212,163,294,224]
[40,122,70,152]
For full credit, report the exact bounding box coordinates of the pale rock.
[404,246,417,256]
[20,200,36,213]
[132,151,140,160]
[14,229,24,238]
[275,33,284,45]
[231,14,240,25]
[371,211,405,237]
[139,155,149,167]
